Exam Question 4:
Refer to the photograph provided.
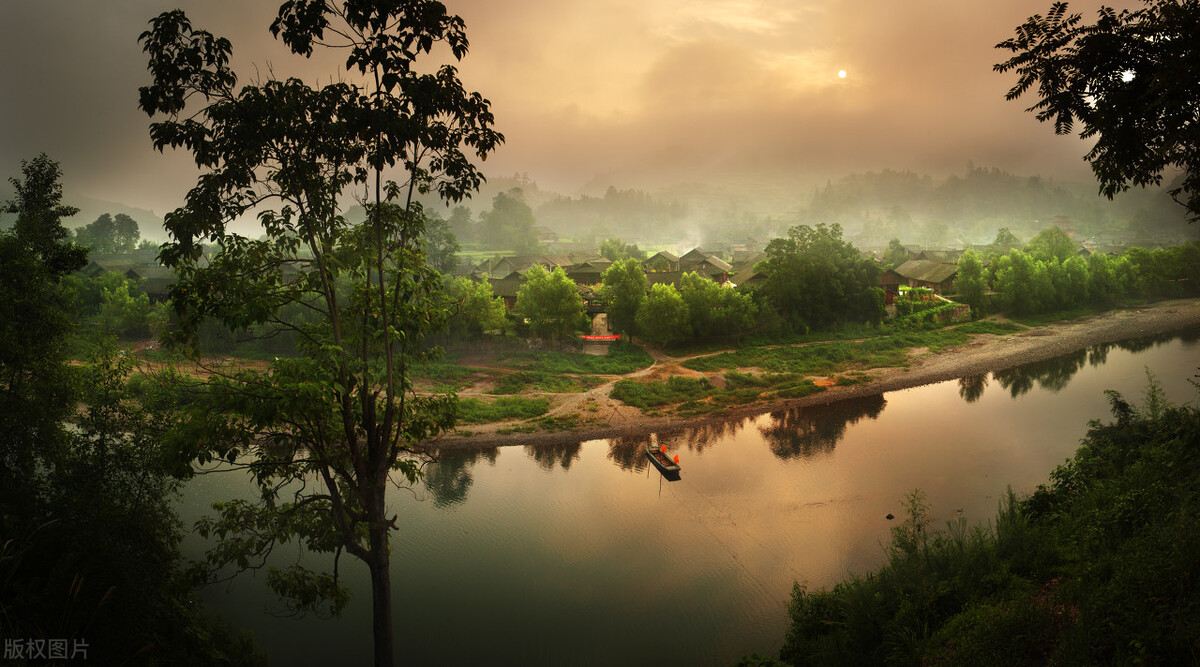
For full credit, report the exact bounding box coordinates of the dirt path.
[434,298,1200,450]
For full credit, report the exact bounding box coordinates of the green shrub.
[456,397,549,424]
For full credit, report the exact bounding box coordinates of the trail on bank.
[435,298,1200,450]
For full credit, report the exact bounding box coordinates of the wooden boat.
[645,445,681,477]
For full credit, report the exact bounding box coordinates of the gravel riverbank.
[432,298,1200,450]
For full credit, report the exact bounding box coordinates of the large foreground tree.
[996,0,1200,221]
[138,3,501,665]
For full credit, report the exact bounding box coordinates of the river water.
[179,328,1199,665]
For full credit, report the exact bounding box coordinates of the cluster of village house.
[79,233,1183,311]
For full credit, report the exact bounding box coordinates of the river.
[178,328,1199,665]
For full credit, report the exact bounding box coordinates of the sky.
[0,0,1141,218]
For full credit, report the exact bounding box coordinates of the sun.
[838,70,847,79]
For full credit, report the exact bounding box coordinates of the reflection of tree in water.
[958,374,988,403]
[607,434,654,472]
[1087,343,1109,367]
[994,349,1088,398]
[422,447,499,508]
[1115,326,1199,353]
[758,394,886,460]
[657,417,748,454]
[525,441,582,471]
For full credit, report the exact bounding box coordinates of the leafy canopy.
[996,1,1200,221]
[138,2,502,664]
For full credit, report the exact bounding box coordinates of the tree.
[954,248,988,315]
[636,282,690,346]
[883,237,911,268]
[423,214,461,274]
[989,227,1023,257]
[138,4,502,665]
[1026,226,1076,263]
[480,188,537,253]
[446,204,474,243]
[598,237,647,262]
[996,1,1200,221]
[444,276,507,339]
[77,212,142,253]
[515,265,585,342]
[759,223,884,331]
[678,271,756,339]
[4,154,87,275]
[600,258,647,336]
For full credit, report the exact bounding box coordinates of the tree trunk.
[369,522,394,667]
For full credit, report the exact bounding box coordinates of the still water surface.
[179,329,1199,665]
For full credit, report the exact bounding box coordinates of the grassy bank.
[761,376,1200,666]
[683,324,1023,375]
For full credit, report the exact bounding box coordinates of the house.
[915,249,962,264]
[892,259,959,294]
[643,251,680,273]
[564,258,613,286]
[730,268,767,288]
[487,271,524,309]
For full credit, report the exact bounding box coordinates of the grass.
[953,320,1026,335]
[682,329,974,375]
[498,341,653,375]
[610,372,825,413]
[486,371,598,395]
[456,396,549,424]
[1007,304,1109,327]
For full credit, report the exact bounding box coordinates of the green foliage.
[954,248,987,315]
[882,237,911,268]
[610,376,714,409]
[776,376,1200,665]
[683,329,972,375]
[480,188,538,253]
[636,282,690,345]
[997,0,1200,221]
[992,240,1200,316]
[97,277,169,339]
[1025,226,1075,263]
[74,212,141,253]
[600,258,648,336]
[516,265,586,342]
[500,341,652,375]
[678,271,757,340]
[759,223,883,331]
[456,396,549,423]
[138,4,503,662]
[422,214,461,274]
[597,237,647,262]
[444,275,507,339]
[952,320,1024,335]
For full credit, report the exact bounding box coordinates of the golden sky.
[0,0,1141,214]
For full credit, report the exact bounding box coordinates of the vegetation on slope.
[770,374,1200,665]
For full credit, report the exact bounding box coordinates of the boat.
[645,445,681,478]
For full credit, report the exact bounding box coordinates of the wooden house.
[892,259,959,294]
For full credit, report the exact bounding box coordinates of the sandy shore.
[432,298,1200,450]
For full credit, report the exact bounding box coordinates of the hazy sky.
[0,0,1140,215]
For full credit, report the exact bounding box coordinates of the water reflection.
[758,394,887,460]
[422,447,498,508]
[524,441,582,471]
[658,418,749,453]
[958,374,988,403]
[994,348,1088,398]
[964,326,1200,402]
[606,435,653,473]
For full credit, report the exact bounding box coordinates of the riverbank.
[433,298,1200,450]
